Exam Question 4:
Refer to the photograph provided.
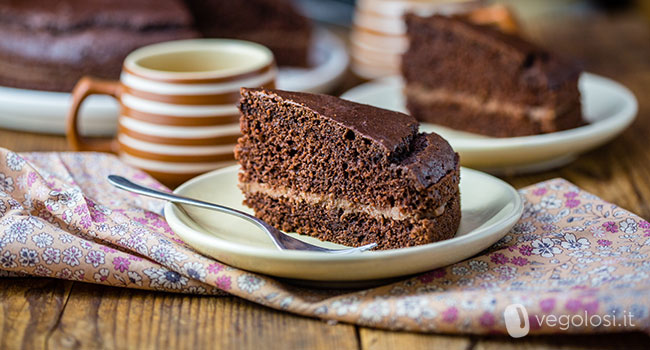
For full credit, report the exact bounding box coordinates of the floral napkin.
[0,147,648,335]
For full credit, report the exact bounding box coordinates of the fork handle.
[107,175,263,228]
[107,175,376,253]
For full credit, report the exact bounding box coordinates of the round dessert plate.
[277,27,349,94]
[164,165,523,283]
[0,28,348,136]
[340,73,638,174]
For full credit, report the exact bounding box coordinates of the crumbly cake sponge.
[235,88,460,250]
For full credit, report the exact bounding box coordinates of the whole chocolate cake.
[0,0,198,91]
[185,0,312,68]
[402,14,584,137]
[0,0,312,92]
[235,88,461,250]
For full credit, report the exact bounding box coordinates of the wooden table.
[2,1,650,349]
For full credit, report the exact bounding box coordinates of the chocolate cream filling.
[240,181,447,221]
[405,84,570,132]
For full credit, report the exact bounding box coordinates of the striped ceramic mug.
[66,39,276,187]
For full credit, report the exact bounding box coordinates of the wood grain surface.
[2,1,650,349]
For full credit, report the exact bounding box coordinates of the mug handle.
[66,76,121,153]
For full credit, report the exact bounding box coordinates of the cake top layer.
[243,88,420,156]
[405,13,581,89]
[0,0,192,31]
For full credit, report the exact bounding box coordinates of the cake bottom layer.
[405,89,584,137]
[243,192,461,250]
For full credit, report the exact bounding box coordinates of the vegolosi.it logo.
[504,303,636,337]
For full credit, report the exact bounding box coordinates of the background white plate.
[164,165,523,282]
[341,73,638,174]
[0,28,348,136]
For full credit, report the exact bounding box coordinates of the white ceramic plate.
[277,28,349,94]
[0,28,348,136]
[164,165,523,283]
[340,73,638,174]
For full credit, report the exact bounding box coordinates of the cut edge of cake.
[235,87,461,250]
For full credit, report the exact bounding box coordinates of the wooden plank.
[0,278,73,350]
[359,330,650,350]
[46,282,359,350]
[359,328,471,350]
[473,333,650,350]
[0,129,69,152]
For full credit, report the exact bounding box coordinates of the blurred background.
[290,0,650,97]
[0,0,648,188]
[296,0,646,27]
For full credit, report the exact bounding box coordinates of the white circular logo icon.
[504,304,530,338]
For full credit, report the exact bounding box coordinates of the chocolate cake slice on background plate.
[235,88,460,250]
[402,14,584,137]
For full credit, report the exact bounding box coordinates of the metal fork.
[108,175,377,254]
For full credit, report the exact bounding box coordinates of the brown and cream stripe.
[67,39,277,186]
[115,40,276,186]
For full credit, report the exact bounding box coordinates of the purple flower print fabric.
[0,148,649,335]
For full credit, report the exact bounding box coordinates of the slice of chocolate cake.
[235,88,460,250]
[402,14,584,137]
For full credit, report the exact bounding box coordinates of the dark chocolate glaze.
[0,25,197,91]
[399,133,459,189]
[0,0,312,91]
[0,0,193,31]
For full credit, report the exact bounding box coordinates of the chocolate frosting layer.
[244,88,419,155]
[0,0,312,91]
[0,26,197,65]
[399,133,459,189]
[0,0,193,31]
